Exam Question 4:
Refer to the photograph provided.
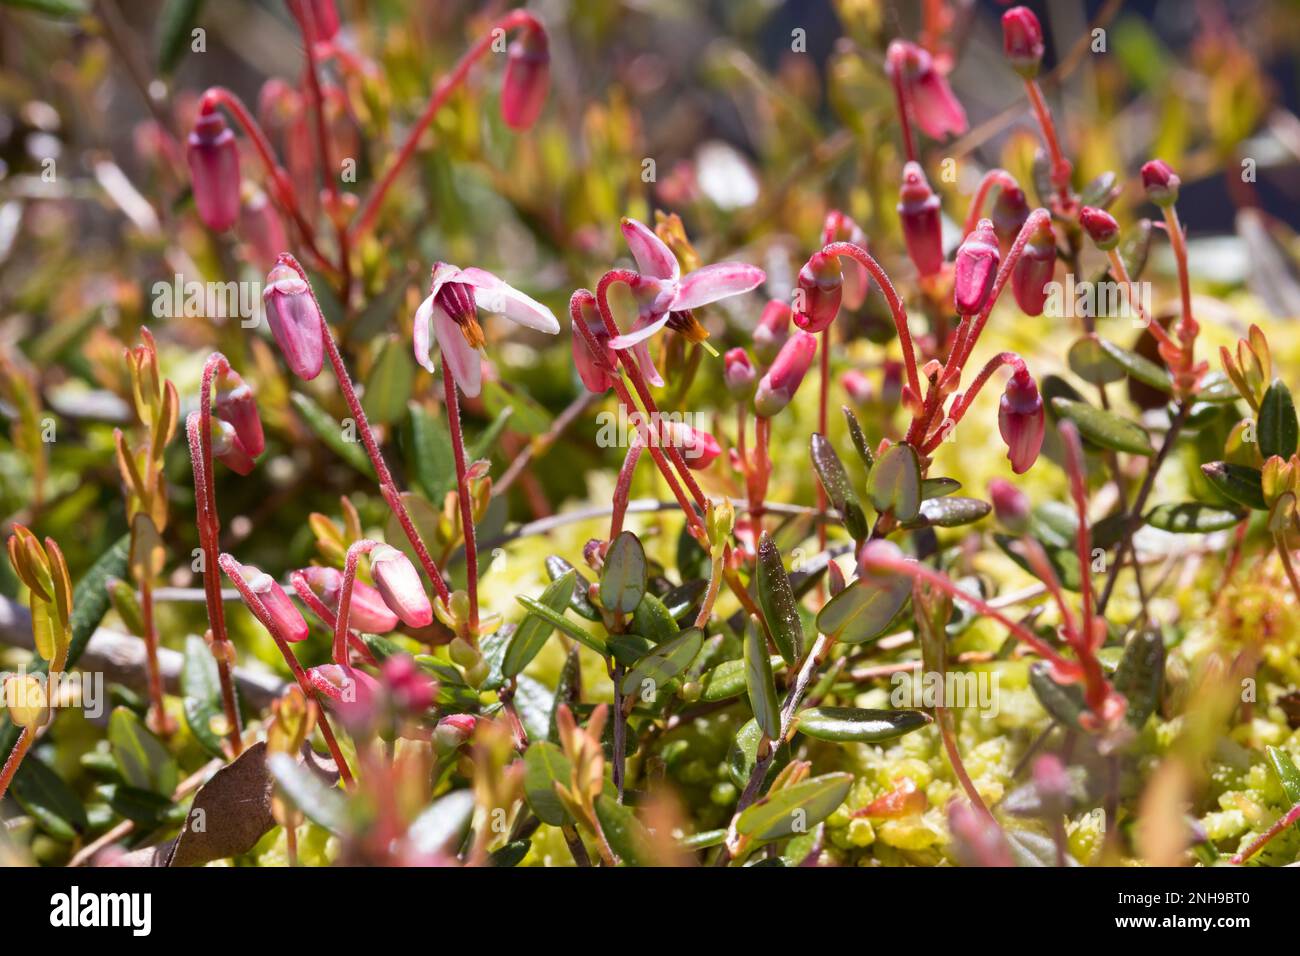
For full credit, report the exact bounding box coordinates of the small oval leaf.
[1144,502,1244,533]
[1050,398,1154,456]
[810,433,869,540]
[865,442,921,521]
[601,531,648,614]
[735,772,853,843]
[795,707,931,742]
[816,575,910,644]
[620,628,704,700]
[755,532,803,665]
[744,618,781,739]
[1259,379,1298,460]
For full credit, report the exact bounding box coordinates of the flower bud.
[1140,159,1180,206]
[666,421,721,470]
[953,219,1000,316]
[841,369,873,405]
[213,367,265,458]
[303,565,399,634]
[501,27,550,131]
[886,41,967,139]
[239,562,309,643]
[186,111,241,232]
[382,654,436,714]
[369,544,433,629]
[823,213,871,309]
[856,539,908,577]
[724,348,757,400]
[987,478,1031,533]
[263,262,325,380]
[4,674,47,729]
[1079,206,1120,251]
[211,418,257,476]
[306,0,340,42]
[1001,6,1045,79]
[991,182,1029,250]
[435,713,478,751]
[306,663,379,725]
[572,304,616,393]
[754,330,817,418]
[753,300,791,365]
[1011,218,1056,316]
[998,362,1045,474]
[793,252,844,333]
[898,162,944,278]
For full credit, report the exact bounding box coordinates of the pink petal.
[621,217,680,282]
[672,262,765,311]
[431,300,483,397]
[459,268,560,334]
[609,311,671,350]
[631,341,663,387]
[413,294,438,373]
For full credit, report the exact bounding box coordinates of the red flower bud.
[213,367,264,458]
[841,369,873,405]
[1011,218,1056,316]
[211,418,256,476]
[1079,206,1120,251]
[501,27,550,131]
[186,111,241,232]
[793,251,843,333]
[382,654,436,714]
[753,300,791,365]
[987,477,1030,533]
[369,544,433,629]
[237,561,309,643]
[991,182,1029,250]
[435,713,478,750]
[953,219,1000,316]
[263,262,325,380]
[306,0,340,42]
[303,565,399,634]
[724,348,757,400]
[306,663,380,725]
[665,422,721,470]
[754,330,817,418]
[898,162,944,278]
[886,41,968,139]
[1140,159,1180,206]
[857,539,908,577]
[1002,6,1045,79]
[998,362,1045,474]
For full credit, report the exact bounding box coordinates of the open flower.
[413,262,560,398]
[607,218,765,385]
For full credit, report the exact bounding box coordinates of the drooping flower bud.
[987,478,1031,533]
[886,41,968,139]
[841,370,873,405]
[382,654,436,714]
[793,251,844,333]
[953,219,1000,316]
[501,27,550,131]
[724,348,757,400]
[572,300,616,393]
[306,663,380,725]
[898,162,944,279]
[238,561,309,643]
[434,712,478,751]
[998,362,1045,474]
[1001,6,1045,79]
[186,110,241,232]
[753,300,791,365]
[991,182,1030,250]
[1079,206,1120,251]
[1011,218,1056,316]
[213,367,265,458]
[302,565,399,634]
[263,262,325,380]
[211,418,256,476]
[754,330,817,418]
[1140,159,1180,206]
[369,544,433,629]
[665,421,721,470]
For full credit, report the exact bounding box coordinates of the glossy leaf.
[1113,627,1164,729]
[735,772,853,843]
[1200,461,1266,511]
[620,627,703,701]
[865,442,921,521]
[601,531,647,614]
[1145,502,1244,533]
[109,706,178,796]
[903,496,991,529]
[595,794,652,865]
[514,595,607,655]
[795,707,931,743]
[546,555,599,620]
[744,618,781,739]
[631,591,679,644]
[1096,338,1172,393]
[700,655,784,702]
[1259,379,1298,460]
[811,433,869,540]
[523,741,572,826]
[816,575,909,644]
[181,633,227,759]
[12,755,88,840]
[504,570,577,677]
[755,532,802,665]
[842,405,874,469]
[1068,336,1125,386]
[1028,663,1085,730]
[1050,398,1154,456]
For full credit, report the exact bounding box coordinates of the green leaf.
[1068,336,1125,386]
[903,496,991,529]
[921,477,961,498]
[1144,502,1244,533]
[744,618,781,739]
[630,592,679,644]
[403,401,455,501]
[795,707,931,743]
[156,0,204,74]
[1258,379,1298,460]
[1265,747,1300,809]
[182,634,227,759]
[108,707,178,796]
[469,407,514,461]
[480,379,551,436]
[1006,827,1079,867]
[816,575,909,644]
[407,789,475,854]
[1028,663,1085,730]
[595,794,652,865]
[12,755,88,840]
[514,595,607,655]
[523,741,572,826]
[810,433,869,540]
[865,442,921,521]
[700,655,784,702]
[1096,338,1172,393]
[504,571,577,677]
[842,405,874,469]
[735,772,853,843]
[755,532,803,665]
[489,840,531,867]
[291,391,374,476]
[1050,398,1155,456]
[600,531,647,614]
[267,752,349,834]
[1118,217,1153,281]
[607,633,654,667]
[1200,462,1266,511]
[727,718,790,790]
[620,628,703,701]
[545,556,599,620]
[1113,627,1164,729]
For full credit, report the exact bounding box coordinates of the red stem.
[609,441,643,541]
[961,168,1018,237]
[890,59,918,164]
[1231,798,1300,864]
[922,351,1019,454]
[0,727,34,803]
[335,540,380,664]
[1024,79,1072,207]
[443,370,480,636]
[289,571,379,666]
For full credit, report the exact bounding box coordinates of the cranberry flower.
[413,262,560,398]
[606,218,765,385]
[886,40,968,140]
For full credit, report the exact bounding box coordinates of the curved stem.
[0,726,33,802]
[922,351,1019,453]
[1231,797,1300,864]
[288,571,378,666]
[961,168,1018,237]
[1024,80,1072,207]
[335,540,380,664]
[1107,249,1175,351]
[443,371,479,636]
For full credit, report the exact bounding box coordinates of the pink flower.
[886,40,968,140]
[1140,159,1180,206]
[724,348,757,400]
[793,251,843,334]
[263,261,325,381]
[664,421,721,470]
[369,544,433,629]
[607,218,765,386]
[306,0,340,42]
[213,367,264,458]
[572,297,616,394]
[1011,217,1056,316]
[413,263,559,398]
[435,713,478,750]
[1079,206,1120,251]
[998,362,1045,474]
[501,27,550,131]
[1001,6,1045,79]
[186,111,241,232]
[987,478,1030,533]
[234,561,309,643]
[898,162,945,279]
[211,418,256,476]
[753,299,791,365]
[302,565,399,634]
[754,330,817,418]
[953,219,1000,316]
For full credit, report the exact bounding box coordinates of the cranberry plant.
[1,1,1299,868]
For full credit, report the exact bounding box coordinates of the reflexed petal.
[431,301,483,397]
[632,341,663,387]
[621,217,680,281]
[460,267,560,333]
[413,294,438,373]
[609,311,671,350]
[672,262,765,311]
